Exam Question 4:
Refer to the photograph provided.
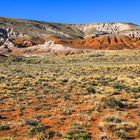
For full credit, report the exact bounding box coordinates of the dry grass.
[0,50,140,139]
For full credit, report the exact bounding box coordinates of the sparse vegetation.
[0,124,10,131]
[28,124,47,136]
[63,128,91,140]
[106,116,122,123]
[114,130,129,139]
[105,98,125,108]
[0,50,140,139]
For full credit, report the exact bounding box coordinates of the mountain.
[0,17,140,55]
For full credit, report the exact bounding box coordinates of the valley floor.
[0,50,140,140]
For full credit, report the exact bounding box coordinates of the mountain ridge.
[1,17,140,56]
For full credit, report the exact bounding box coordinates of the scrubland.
[0,50,140,140]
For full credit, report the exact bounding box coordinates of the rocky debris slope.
[0,17,140,56]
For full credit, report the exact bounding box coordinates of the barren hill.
[1,17,140,55]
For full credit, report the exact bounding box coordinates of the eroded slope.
[1,17,140,55]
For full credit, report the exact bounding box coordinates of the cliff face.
[0,17,140,55]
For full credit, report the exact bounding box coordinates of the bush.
[105,98,125,108]
[28,124,46,136]
[63,128,91,140]
[106,116,122,123]
[114,130,129,139]
[86,87,96,94]
[25,119,39,126]
[0,114,6,119]
[130,86,140,93]
[0,124,10,131]
[112,82,125,91]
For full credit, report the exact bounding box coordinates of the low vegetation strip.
[0,50,140,140]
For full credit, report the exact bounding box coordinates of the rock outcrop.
[10,41,91,56]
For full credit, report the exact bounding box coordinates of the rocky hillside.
[0,17,140,55]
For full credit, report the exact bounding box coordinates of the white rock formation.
[46,26,70,37]
[75,22,138,38]
[14,40,91,55]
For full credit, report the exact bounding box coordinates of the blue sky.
[0,0,140,24]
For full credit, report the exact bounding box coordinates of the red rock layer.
[54,35,140,50]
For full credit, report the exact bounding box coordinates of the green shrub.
[0,124,10,131]
[28,124,46,136]
[114,130,129,139]
[86,87,96,94]
[112,82,125,91]
[130,86,140,93]
[106,116,122,123]
[63,128,91,140]
[105,98,125,108]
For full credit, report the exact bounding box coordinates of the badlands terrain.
[0,17,140,140]
[1,17,140,56]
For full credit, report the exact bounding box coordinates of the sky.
[0,0,140,24]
